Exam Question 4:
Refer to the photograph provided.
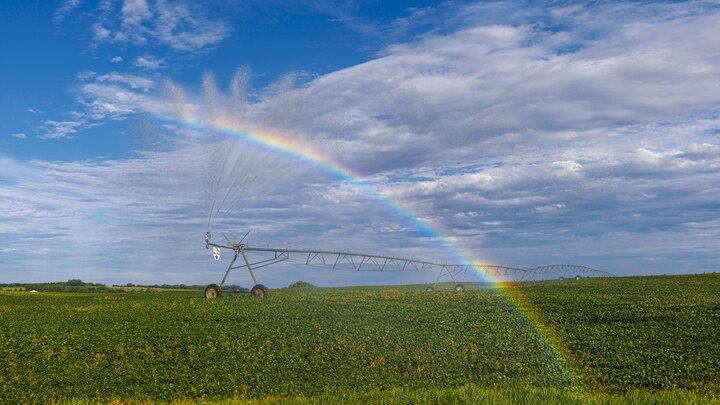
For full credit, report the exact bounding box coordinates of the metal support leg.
[240,249,258,285]
[447,268,457,283]
[433,266,446,288]
[220,252,238,288]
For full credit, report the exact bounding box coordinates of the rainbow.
[161,110,585,389]
[180,116,478,271]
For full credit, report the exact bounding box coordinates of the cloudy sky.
[1,0,719,287]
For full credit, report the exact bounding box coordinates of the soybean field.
[1,273,719,404]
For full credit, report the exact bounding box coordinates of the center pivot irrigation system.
[203,232,615,299]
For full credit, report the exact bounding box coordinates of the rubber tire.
[454,284,465,292]
[425,286,434,292]
[250,284,269,299]
[205,284,221,299]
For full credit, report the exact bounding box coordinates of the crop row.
[1,273,718,402]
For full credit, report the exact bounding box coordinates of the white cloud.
[95,72,155,90]
[121,0,152,27]
[246,5,720,173]
[74,0,231,53]
[76,70,96,80]
[133,55,164,70]
[26,1,720,281]
[110,56,123,63]
[11,133,28,139]
[38,72,158,139]
[153,0,231,52]
[91,23,111,41]
[0,134,448,285]
[41,120,85,140]
[5,112,720,283]
[53,0,82,23]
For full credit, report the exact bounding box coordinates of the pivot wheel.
[204,284,221,299]
[250,284,269,299]
[425,286,434,292]
[454,284,465,292]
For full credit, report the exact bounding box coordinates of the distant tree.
[288,281,315,288]
[66,279,86,286]
[222,284,248,293]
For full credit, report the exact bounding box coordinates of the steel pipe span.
[202,235,615,299]
[207,239,615,278]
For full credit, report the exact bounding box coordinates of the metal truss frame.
[204,233,614,290]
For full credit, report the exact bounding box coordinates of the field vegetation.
[0,279,119,293]
[1,273,718,403]
[0,279,248,293]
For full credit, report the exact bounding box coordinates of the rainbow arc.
[159,108,611,390]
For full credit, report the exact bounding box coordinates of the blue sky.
[1,0,720,287]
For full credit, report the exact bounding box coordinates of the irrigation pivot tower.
[202,233,614,299]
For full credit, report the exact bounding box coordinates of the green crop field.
[1,273,719,404]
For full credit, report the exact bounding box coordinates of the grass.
[1,273,718,403]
